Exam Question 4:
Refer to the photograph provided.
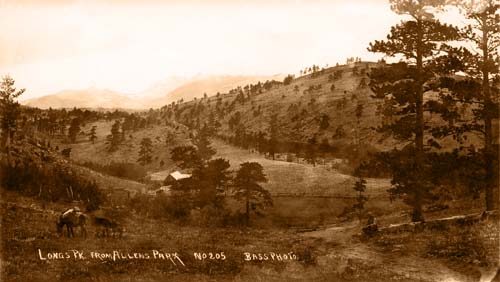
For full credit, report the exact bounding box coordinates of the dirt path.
[301,219,498,282]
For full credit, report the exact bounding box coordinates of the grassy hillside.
[56,121,190,174]
[169,62,388,152]
[164,61,490,162]
[2,138,146,206]
[57,119,390,199]
[212,139,390,197]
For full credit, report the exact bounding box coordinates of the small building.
[164,171,192,185]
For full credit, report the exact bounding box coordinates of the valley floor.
[1,189,498,282]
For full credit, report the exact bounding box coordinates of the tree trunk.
[412,193,424,222]
[245,194,250,226]
[413,17,425,222]
[0,132,7,151]
[481,14,496,211]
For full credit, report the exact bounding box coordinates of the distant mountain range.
[22,75,284,110]
[22,88,145,109]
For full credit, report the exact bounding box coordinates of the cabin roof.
[169,171,191,181]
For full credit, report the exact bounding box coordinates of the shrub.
[129,194,192,222]
[283,74,294,85]
[80,161,147,181]
[0,156,105,210]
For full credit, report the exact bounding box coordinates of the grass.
[57,121,190,174]
[179,62,395,152]
[370,215,499,281]
[0,190,342,281]
[2,184,497,282]
[212,139,391,197]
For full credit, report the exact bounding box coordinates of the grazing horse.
[56,208,87,238]
[94,216,123,238]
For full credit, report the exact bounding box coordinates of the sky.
[0,0,403,100]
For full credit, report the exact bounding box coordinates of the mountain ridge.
[23,88,145,109]
[22,74,284,109]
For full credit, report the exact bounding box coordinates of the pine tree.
[0,75,25,149]
[68,117,81,143]
[422,1,499,211]
[197,158,232,208]
[341,178,368,219]
[193,124,216,162]
[257,131,267,154]
[233,162,272,225]
[89,126,97,144]
[354,103,364,156]
[283,74,294,85]
[305,135,317,166]
[368,0,461,222]
[454,0,499,211]
[353,178,368,213]
[138,137,153,165]
[170,145,202,169]
[106,120,122,152]
[268,114,279,160]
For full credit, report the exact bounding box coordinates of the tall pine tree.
[368,0,461,222]
[68,117,81,143]
[138,137,153,165]
[436,0,499,210]
[106,120,122,152]
[0,76,25,150]
[233,162,272,225]
[268,114,279,160]
[89,126,97,144]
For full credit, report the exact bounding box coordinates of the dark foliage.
[1,156,105,210]
[80,161,147,182]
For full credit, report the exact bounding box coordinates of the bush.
[129,193,248,227]
[129,194,192,222]
[296,245,317,266]
[80,161,147,181]
[283,74,294,86]
[0,156,105,210]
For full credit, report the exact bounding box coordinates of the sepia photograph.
[0,0,499,281]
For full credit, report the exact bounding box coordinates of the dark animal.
[56,209,87,238]
[93,216,123,238]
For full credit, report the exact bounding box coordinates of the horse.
[56,208,87,238]
[93,216,123,238]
